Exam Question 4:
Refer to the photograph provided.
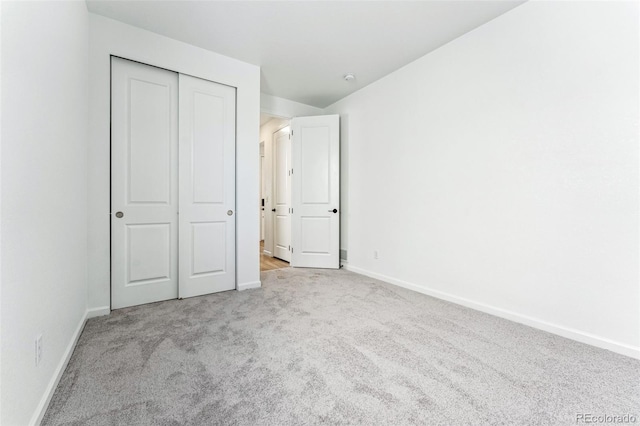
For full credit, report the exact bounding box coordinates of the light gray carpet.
[43,268,639,425]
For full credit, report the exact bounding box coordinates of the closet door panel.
[111,57,179,309]
[179,74,236,298]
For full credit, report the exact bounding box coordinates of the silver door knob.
[115,212,124,218]
[227,210,234,216]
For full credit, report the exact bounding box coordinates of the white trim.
[344,264,640,360]
[30,310,88,426]
[87,306,110,319]
[237,281,261,291]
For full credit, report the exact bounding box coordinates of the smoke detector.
[343,73,356,82]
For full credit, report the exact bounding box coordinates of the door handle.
[328,209,338,213]
[272,208,276,212]
[115,211,124,218]
[227,210,234,216]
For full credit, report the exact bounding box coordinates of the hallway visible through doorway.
[260,241,289,271]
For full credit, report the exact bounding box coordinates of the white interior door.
[273,126,291,262]
[260,142,265,241]
[111,57,179,309]
[178,74,236,298]
[291,115,340,269]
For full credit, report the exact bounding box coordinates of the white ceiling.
[86,0,525,108]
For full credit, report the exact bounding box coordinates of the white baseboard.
[344,264,640,360]
[238,281,261,291]
[87,306,110,319]
[30,309,89,426]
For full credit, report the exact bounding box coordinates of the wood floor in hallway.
[260,241,289,271]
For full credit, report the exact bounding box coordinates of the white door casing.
[178,74,236,298]
[111,57,179,309]
[273,126,291,262]
[291,115,340,269]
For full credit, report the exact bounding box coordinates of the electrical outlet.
[373,250,379,260]
[35,335,43,366]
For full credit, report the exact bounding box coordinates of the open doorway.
[259,112,341,272]
[260,113,291,271]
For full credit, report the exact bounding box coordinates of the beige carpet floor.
[43,268,640,425]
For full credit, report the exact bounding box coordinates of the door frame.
[109,55,239,309]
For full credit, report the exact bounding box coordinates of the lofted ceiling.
[86,0,526,108]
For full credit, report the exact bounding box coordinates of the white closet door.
[273,126,291,262]
[178,74,236,298]
[291,115,340,269]
[111,57,179,309]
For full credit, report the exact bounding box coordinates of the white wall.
[1,2,89,424]
[88,13,261,310]
[325,0,639,357]
[261,93,323,118]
